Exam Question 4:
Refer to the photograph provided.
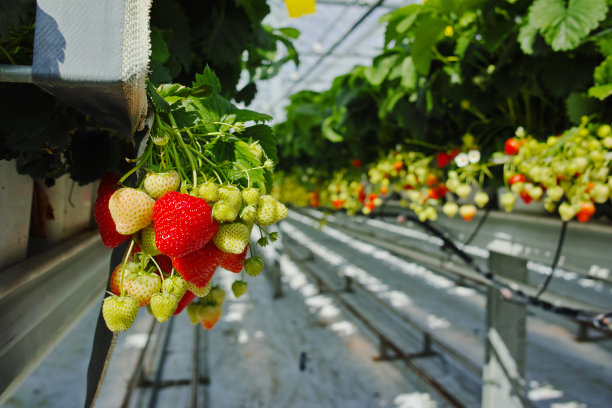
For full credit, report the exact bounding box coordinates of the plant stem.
[120,240,136,296]
[168,112,198,188]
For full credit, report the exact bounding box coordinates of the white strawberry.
[109,188,155,234]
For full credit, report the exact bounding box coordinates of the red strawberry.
[436,152,451,168]
[504,138,522,155]
[172,241,222,287]
[154,254,174,275]
[577,201,596,223]
[508,174,526,186]
[153,191,219,257]
[220,245,249,273]
[173,290,196,316]
[519,189,533,204]
[94,174,132,248]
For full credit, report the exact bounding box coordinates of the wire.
[404,213,612,332]
[534,221,568,300]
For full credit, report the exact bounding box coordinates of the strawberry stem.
[120,240,136,296]
[148,255,164,284]
[168,112,198,189]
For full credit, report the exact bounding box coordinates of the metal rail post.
[482,249,528,408]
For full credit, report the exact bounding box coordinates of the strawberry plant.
[97,67,287,332]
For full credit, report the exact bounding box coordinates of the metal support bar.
[344,275,354,293]
[482,251,528,408]
[0,65,33,83]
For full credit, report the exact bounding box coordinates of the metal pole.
[0,65,33,83]
[482,250,529,408]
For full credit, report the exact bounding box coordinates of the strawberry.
[240,205,257,223]
[200,303,223,330]
[558,202,576,221]
[436,152,451,168]
[231,281,248,298]
[455,184,471,199]
[208,286,226,305]
[143,170,180,199]
[198,181,219,203]
[162,275,187,298]
[139,224,161,256]
[186,280,212,297]
[519,189,533,204]
[213,222,250,254]
[589,184,610,204]
[442,202,458,218]
[220,245,249,273]
[244,256,264,277]
[425,174,438,187]
[94,174,132,248]
[187,302,206,324]
[213,200,239,222]
[218,185,242,208]
[102,294,139,332]
[154,254,174,275]
[546,186,564,202]
[108,188,156,235]
[256,196,288,226]
[242,187,260,206]
[123,270,162,307]
[577,201,596,223]
[150,293,179,322]
[504,137,522,155]
[153,191,218,257]
[173,290,196,316]
[500,192,516,212]
[109,260,140,295]
[172,241,222,287]
[249,142,263,161]
[459,204,477,222]
[474,191,489,208]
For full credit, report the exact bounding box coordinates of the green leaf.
[147,82,171,113]
[400,57,417,89]
[529,0,608,51]
[566,93,605,122]
[593,55,612,85]
[208,139,236,163]
[193,66,222,94]
[517,17,538,55]
[150,27,170,63]
[588,84,612,99]
[233,108,273,123]
[241,124,278,164]
[412,16,447,75]
[321,117,344,143]
[148,60,173,86]
[365,54,397,86]
[596,33,612,56]
[277,27,300,39]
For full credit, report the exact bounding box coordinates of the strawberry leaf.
[241,124,278,164]
[193,66,222,94]
[528,0,608,52]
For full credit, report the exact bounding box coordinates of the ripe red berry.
[220,245,249,273]
[172,241,222,288]
[508,174,527,185]
[154,191,219,257]
[504,138,522,155]
[94,173,132,248]
[173,290,196,316]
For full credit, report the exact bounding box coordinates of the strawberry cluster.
[95,69,286,333]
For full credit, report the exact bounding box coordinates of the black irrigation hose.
[403,214,612,332]
[535,221,568,300]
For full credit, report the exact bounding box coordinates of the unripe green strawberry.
[455,184,471,199]
[442,202,458,218]
[528,185,543,201]
[213,222,250,254]
[500,192,516,212]
[102,295,139,332]
[423,206,437,221]
[213,200,239,222]
[597,124,611,138]
[150,293,179,322]
[207,286,226,305]
[140,224,161,256]
[110,260,140,295]
[231,280,248,298]
[144,170,180,199]
[589,184,610,204]
[250,142,263,161]
[546,186,565,202]
[510,182,525,195]
[109,188,155,234]
[242,188,260,206]
[198,181,219,203]
[244,256,264,277]
[218,185,242,207]
[256,195,288,226]
[124,271,162,307]
[571,157,588,174]
[544,198,556,213]
[474,191,489,208]
[558,202,576,221]
[186,280,211,297]
[186,302,206,324]
[162,275,187,298]
[240,205,257,223]
[603,136,612,149]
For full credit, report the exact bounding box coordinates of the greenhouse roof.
[246,0,415,123]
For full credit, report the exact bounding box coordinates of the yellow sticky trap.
[285,0,316,18]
